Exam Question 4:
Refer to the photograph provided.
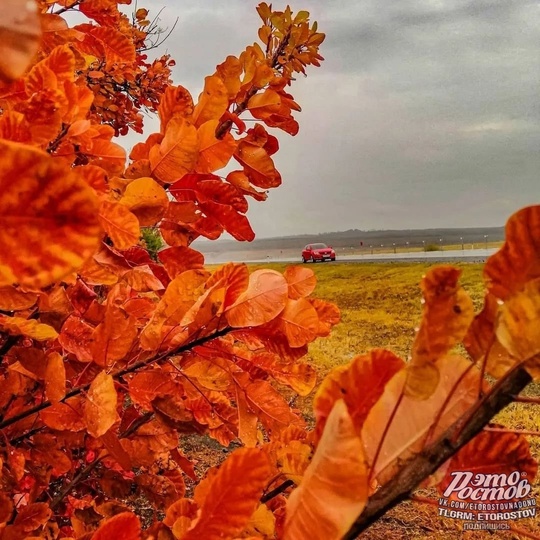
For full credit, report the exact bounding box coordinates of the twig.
[512,395,540,404]
[261,479,294,503]
[53,0,83,15]
[342,365,532,539]
[119,412,154,439]
[49,457,102,510]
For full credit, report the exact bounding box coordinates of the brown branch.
[342,365,532,540]
[261,479,294,503]
[53,0,83,15]
[119,411,154,439]
[0,327,233,432]
[49,457,102,510]
[512,395,540,404]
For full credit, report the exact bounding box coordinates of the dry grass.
[247,261,540,540]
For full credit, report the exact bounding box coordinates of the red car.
[302,243,336,263]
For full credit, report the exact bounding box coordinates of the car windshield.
[311,243,328,249]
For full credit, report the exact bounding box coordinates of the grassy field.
[248,261,540,540]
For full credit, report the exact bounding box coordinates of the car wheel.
[302,257,307,263]
[331,258,335,261]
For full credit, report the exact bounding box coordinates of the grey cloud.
[123,0,539,237]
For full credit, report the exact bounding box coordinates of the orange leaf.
[0,492,13,524]
[58,315,94,363]
[13,503,51,533]
[279,298,319,347]
[284,266,317,299]
[0,140,100,288]
[0,287,38,311]
[284,400,369,540]
[196,120,237,173]
[226,269,288,327]
[463,293,499,362]
[314,349,404,443]
[192,75,229,127]
[181,448,271,540]
[244,379,302,432]
[439,430,537,500]
[484,205,540,300]
[158,85,194,132]
[84,371,118,438]
[362,355,481,485]
[90,306,137,367]
[309,298,341,337]
[406,266,474,399]
[234,138,281,189]
[85,26,136,64]
[120,177,169,226]
[44,352,66,403]
[250,352,317,396]
[40,398,86,431]
[158,246,205,279]
[0,0,41,82]
[99,201,140,250]
[92,512,141,540]
[149,117,199,184]
[0,315,58,341]
[496,278,540,376]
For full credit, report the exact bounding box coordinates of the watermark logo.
[438,470,536,531]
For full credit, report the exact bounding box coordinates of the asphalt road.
[213,248,498,265]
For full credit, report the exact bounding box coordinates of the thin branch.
[53,0,83,16]
[343,365,532,539]
[512,395,540,404]
[119,411,154,439]
[261,479,294,503]
[0,327,233,432]
[49,457,102,510]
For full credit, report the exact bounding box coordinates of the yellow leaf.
[192,75,229,127]
[0,315,58,341]
[120,177,169,226]
[45,352,66,403]
[84,371,118,438]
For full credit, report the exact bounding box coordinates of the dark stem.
[49,457,102,510]
[261,479,294,503]
[342,365,532,540]
[53,0,83,15]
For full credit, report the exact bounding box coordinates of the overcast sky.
[125,0,539,238]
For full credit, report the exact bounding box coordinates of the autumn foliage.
[0,1,538,539]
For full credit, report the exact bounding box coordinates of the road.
[206,248,499,265]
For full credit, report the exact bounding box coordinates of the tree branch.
[53,0,83,15]
[261,479,294,503]
[343,365,532,540]
[0,327,233,432]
